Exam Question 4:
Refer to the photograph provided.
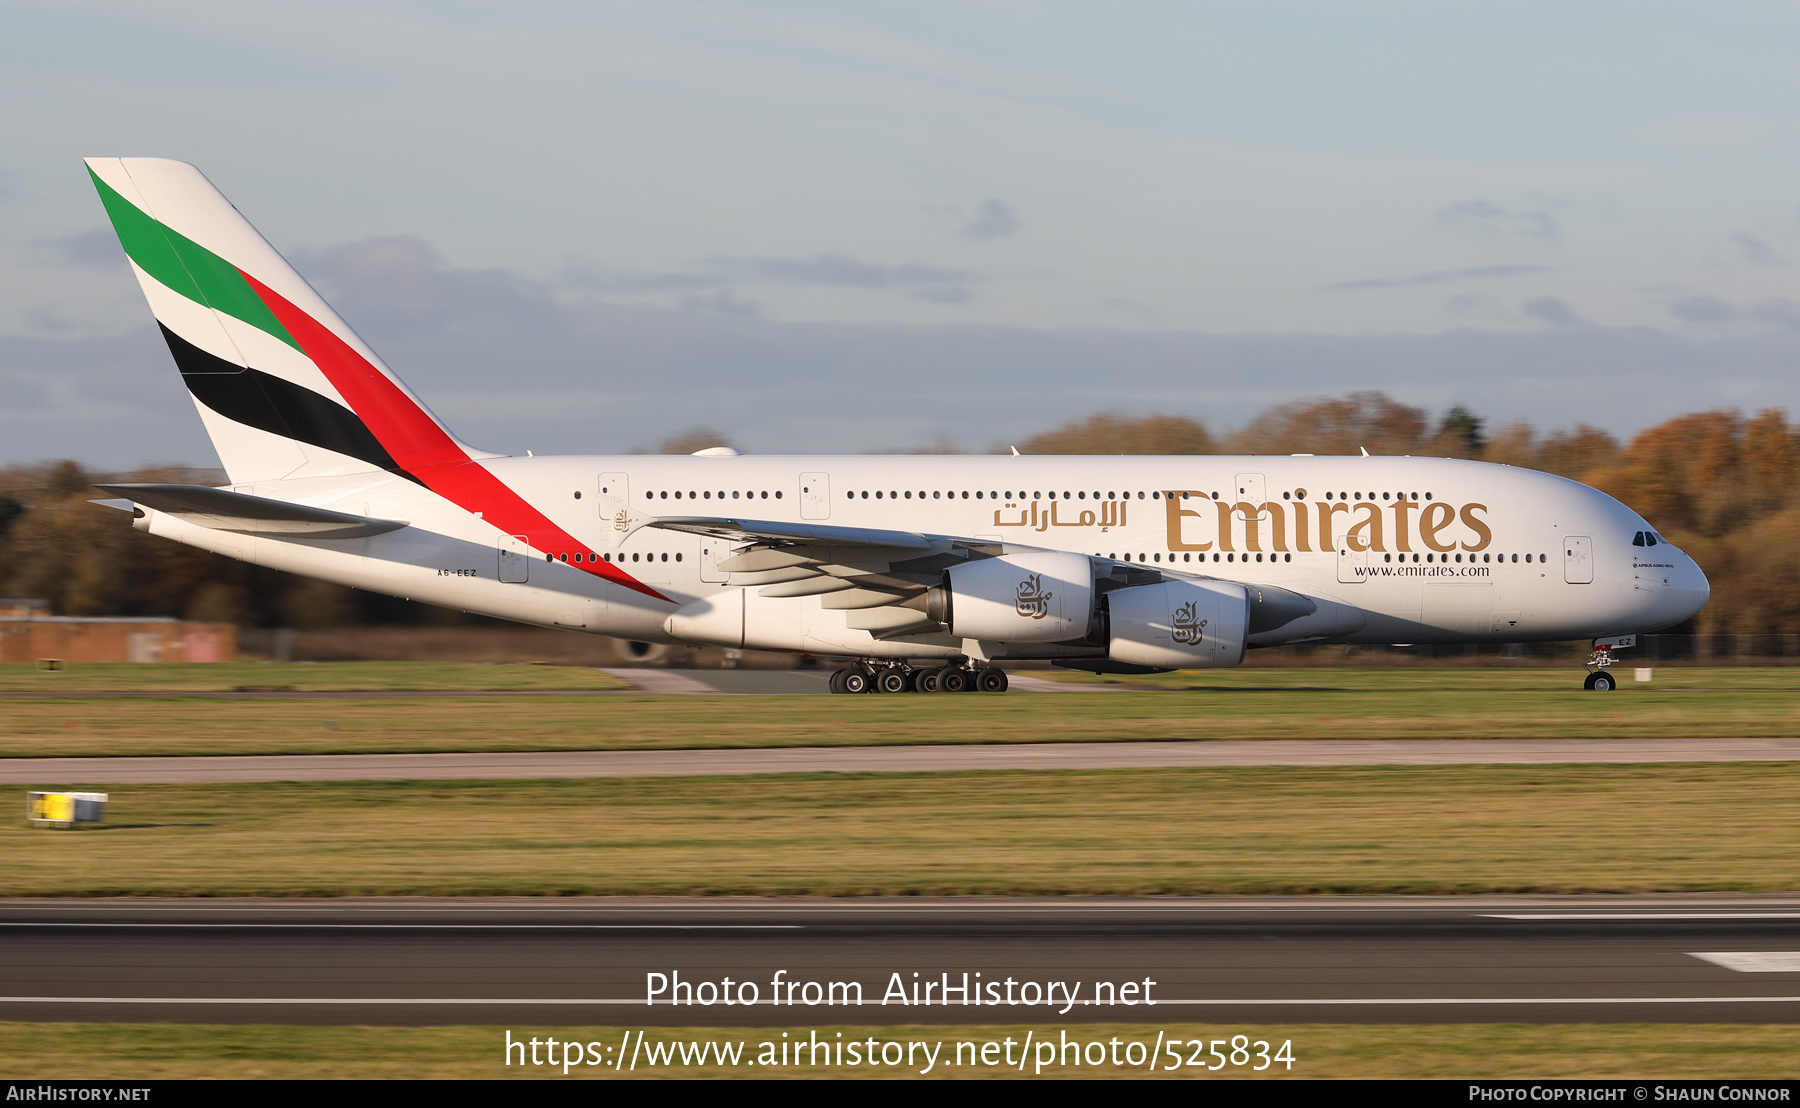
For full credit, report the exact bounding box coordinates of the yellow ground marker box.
[26,791,107,828]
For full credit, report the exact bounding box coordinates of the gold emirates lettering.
[1164,493,1492,554]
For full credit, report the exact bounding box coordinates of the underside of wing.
[646,515,1001,638]
[94,483,408,539]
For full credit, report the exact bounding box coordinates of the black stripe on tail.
[159,324,421,484]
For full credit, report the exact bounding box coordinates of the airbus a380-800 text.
[82,158,1709,693]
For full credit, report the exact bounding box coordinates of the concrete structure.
[0,601,235,663]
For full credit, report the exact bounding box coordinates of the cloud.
[680,289,762,316]
[1521,297,1584,328]
[1435,200,1561,241]
[1733,233,1785,268]
[1750,299,1800,329]
[1669,295,1736,326]
[15,235,1800,469]
[708,252,976,290]
[1321,264,1553,292]
[962,199,1019,240]
[34,228,126,267]
[569,251,981,299]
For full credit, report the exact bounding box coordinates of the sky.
[5,1,1800,465]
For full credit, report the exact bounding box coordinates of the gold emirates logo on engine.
[1170,602,1206,645]
[1015,574,1053,619]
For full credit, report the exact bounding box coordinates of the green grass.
[1036,665,1797,691]
[4,1021,1797,1079]
[10,765,1800,896]
[0,666,1793,758]
[0,661,631,692]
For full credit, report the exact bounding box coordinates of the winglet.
[1359,446,1371,457]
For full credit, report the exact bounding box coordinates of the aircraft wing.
[647,516,936,551]
[643,515,1000,635]
[93,483,409,539]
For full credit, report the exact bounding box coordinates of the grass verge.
[0,661,631,693]
[3,1021,1796,1079]
[2,667,1795,759]
[9,765,1800,895]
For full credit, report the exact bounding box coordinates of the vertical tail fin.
[85,157,486,484]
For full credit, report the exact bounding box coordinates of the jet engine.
[1105,578,1250,668]
[933,550,1096,643]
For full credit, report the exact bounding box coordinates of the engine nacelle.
[1107,578,1250,668]
[942,551,1095,643]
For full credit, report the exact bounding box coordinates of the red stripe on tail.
[240,270,669,603]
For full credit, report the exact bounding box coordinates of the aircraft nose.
[1659,551,1710,627]
[1683,554,1711,619]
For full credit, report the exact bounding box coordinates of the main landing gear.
[828,662,1010,694]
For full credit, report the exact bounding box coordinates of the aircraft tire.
[1586,670,1616,691]
[939,667,969,694]
[976,668,1008,693]
[877,668,909,694]
[841,668,873,695]
[916,668,942,693]
[828,669,848,695]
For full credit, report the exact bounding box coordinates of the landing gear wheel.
[938,667,969,693]
[878,668,910,694]
[1584,670,1616,691]
[976,667,1009,693]
[841,667,874,695]
[828,669,848,695]
[916,668,942,693]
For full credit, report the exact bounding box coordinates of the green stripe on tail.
[88,167,300,353]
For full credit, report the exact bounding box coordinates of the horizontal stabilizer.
[95,484,408,539]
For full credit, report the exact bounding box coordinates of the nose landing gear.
[1582,634,1637,691]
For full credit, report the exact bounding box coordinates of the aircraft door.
[1564,535,1594,584]
[598,472,629,507]
[1234,472,1268,550]
[498,535,530,583]
[1336,540,1368,584]
[800,472,830,520]
[699,536,733,583]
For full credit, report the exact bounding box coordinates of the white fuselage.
[137,453,1709,660]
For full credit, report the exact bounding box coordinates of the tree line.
[1,391,1793,635]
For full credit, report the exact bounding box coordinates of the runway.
[6,896,1800,1025]
[6,736,1800,783]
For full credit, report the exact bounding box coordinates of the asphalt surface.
[6,896,1800,1025]
[7,737,1800,784]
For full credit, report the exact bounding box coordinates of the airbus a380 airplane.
[83,158,1708,693]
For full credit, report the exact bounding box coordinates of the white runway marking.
[1691,952,1800,972]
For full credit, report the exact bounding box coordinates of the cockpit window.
[1633,531,1646,547]
[1647,533,1659,547]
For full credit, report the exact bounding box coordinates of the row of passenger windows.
[845,489,1440,502]
[1382,552,1545,563]
[1108,552,1296,563]
[643,490,781,501]
[1097,551,1543,565]
[551,551,681,563]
